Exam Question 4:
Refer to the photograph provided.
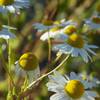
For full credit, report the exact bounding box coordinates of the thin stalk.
[6,39,15,87]
[26,54,70,90]
[48,29,51,63]
[7,14,15,87]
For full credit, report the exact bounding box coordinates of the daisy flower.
[15,52,40,83]
[33,19,76,32]
[0,0,30,14]
[85,15,100,29]
[33,20,54,32]
[0,25,16,39]
[53,33,98,63]
[40,23,77,41]
[46,71,99,100]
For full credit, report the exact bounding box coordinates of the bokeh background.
[0,0,100,99]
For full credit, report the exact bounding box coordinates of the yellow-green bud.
[19,52,39,71]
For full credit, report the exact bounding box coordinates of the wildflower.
[15,52,40,82]
[40,23,77,41]
[33,20,54,32]
[0,25,16,39]
[53,33,98,63]
[33,19,77,32]
[47,71,99,100]
[0,0,30,14]
[85,15,100,29]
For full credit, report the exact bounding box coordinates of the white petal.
[69,72,82,81]
[86,45,98,49]
[71,48,79,57]
[6,6,15,13]
[86,91,99,97]
[85,47,96,55]
[79,49,89,63]
[54,71,67,84]
[46,82,64,92]
[0,29,16,39]
[48,74,66,87]
[50,93,69,100]
[15,62,26,77]
[27,66,40,83]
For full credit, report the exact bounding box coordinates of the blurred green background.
[0,0,100,99]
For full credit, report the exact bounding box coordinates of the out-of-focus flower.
[15,52,40,83]
[53,33,98,63]
[0,0,30,14]
[47,71,99,100]
[33,20,54,32]
[33,19,76,32]
[0,25,16,39]
[85,16,100,29]
[40,22,77,41]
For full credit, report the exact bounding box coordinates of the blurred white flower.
[85,15,100,29]
[53,33,98,63]
[0,0,30,14]
[47,71,99,100]
[0,25,16,39]
[40,22,77,41]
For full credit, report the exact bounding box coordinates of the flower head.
[15,52,40,82]
[63,25,77,35]
[47,71,99,100]
[40,21,77,41]
[85,15,100,29]
[33,20,54,32]
[0,0,30,14]
[53,33,98,63]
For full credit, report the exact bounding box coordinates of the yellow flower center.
[50,26,63,32]
[53,20,61,25]
[42,20,53,26]
[96,3,100,13]
[92,16,100,24]
[66,33,84,48]
[64,25,77,35]
[0,0,14,6]
[65,80,84,99]
[19,52,39,71]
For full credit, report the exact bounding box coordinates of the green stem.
[48,30,51,63]
[6,39,15,87]
[26,54,70,90]
[6,13,15,87]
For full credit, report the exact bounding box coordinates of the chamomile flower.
[53,33,98,63]
[0,0,30,14]
[33,19,77,32]
[40,23,77,41]
[47,71,99,100]
[0,25,16,39]
[15,52,40,83]
[85,15,100,29]
[33,20,54,32]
